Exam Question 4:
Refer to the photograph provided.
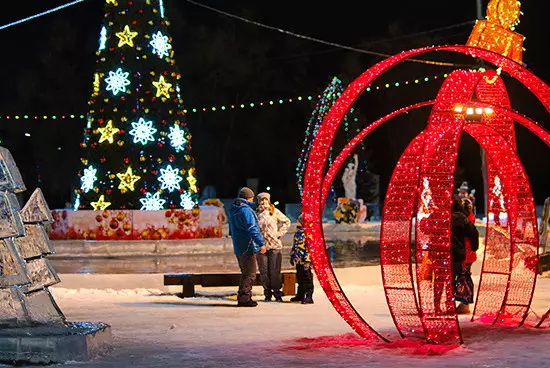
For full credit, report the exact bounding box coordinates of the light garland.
[0,0,85,31]
[301,45,550,347]
[0,72,451,120]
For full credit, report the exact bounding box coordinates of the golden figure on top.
[467,0,524,63]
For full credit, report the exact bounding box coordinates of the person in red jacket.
[456,197,477,314]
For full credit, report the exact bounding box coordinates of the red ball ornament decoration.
[302,45,550,345]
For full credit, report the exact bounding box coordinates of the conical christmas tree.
[75,0,198,210]
[0,147,65,327]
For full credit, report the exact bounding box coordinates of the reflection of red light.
[303,45,550,346]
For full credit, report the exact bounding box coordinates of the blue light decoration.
[168,124,186,152]
[139,192,166,210]
[98,26,107,51]
[129,117,157,145]
[159,0,165,18]
[149,31,172,57]
[104,68,131,96]
[158,165,183,192]
[180,192,195,210]
[80,166,98,193]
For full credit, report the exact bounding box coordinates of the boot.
[264,290,272,302]
[273,290,283,303]
[237,300,258,307]
[301,290,314,304]
[455,303,470,314]
[290,294,303,302]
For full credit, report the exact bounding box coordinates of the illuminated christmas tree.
[296,77,368,199]
[75,0,198,210]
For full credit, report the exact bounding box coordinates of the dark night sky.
[0,0,548,210]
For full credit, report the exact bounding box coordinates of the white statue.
[342,154,358,199]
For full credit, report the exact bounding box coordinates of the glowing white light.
[466,107,474,115]
[475,107,483,115]
[129,117,157,145]
[484,107,494,114]
[454,106,463,113]
[139,192,166,210]
[180,192,195,210]
[417,177,433,221]
[80,166,98,193]
[98,26,107,51]
[73,193,80,211]
[105,68,130,95]
[168,125,186,152]
[149,31,171,58]
[158,165,183,192]
[159,0,165,18]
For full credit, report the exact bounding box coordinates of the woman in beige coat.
[256,192,291,302]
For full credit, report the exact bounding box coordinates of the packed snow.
[3,263,547,368]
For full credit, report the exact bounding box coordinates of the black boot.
[273,290,283,302]
[301,290,314,304]
[290,294,303,302]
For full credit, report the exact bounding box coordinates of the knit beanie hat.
[257,192,271,202]
[238,187,254,199]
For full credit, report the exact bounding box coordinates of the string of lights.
[184,0,471,67]
[0,71,451,120]
[0,0,85,31]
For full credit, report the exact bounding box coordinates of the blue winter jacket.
[228,198,265,255]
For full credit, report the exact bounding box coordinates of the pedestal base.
[0,322,112,364]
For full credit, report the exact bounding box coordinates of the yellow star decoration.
[116,25,139,48]
[152,75,172,98]
[106,0,118,4]
[97,120,120,144]
[116,166,141,193]
[91,195,111,210]
[187,169,198,193]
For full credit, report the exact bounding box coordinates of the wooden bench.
[164,271,296,298]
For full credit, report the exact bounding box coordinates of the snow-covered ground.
[6,264,548,368]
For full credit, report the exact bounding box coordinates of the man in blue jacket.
[229,187,266,307]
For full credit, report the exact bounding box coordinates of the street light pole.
[477,0,484,19]
[475,0,489,218]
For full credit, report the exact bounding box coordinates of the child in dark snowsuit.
[289,215,314,304]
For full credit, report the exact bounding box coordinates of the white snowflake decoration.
[129,118,157,145]
[149,31,172,58]
[168,125,186,152]
[139,192,166,211]
[105,68,131,95]
[158,165,183,192]
[80,166,97,193]
[180,192,196,210]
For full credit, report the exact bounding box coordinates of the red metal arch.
[302,45,550,344]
